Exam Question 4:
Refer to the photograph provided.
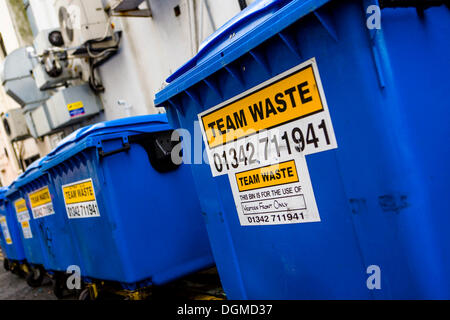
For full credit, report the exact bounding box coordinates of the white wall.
[0,0,57,184]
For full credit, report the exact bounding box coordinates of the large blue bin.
[11,158,84,274]
[155,0,450,299]
[41,114,213,287]
[0,187,26,264]
[5,158,51,270]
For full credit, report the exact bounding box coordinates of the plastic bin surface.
[155,0,450,299]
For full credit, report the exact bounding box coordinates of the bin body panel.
[374,6,450,298]
[44,116,214,285]
[21,176,84,272]
[6,190,47,267]
[0,201,26,262]
[155,0,450,299]
[0,199,8,257]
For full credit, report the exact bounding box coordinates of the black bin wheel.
[3,258,10,271]
[78,288,92,300]
[26,266,45,287]
[52,274,67,299]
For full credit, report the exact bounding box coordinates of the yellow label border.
[62,178,97,205]
[14,198,28,213]
[28,186,52,209]
[200,60,325,149]
[235,160,299,192]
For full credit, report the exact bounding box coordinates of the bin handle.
[98,142,131,158]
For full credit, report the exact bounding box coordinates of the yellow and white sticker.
[229,154,320,226]
[198,58,337,226]
[28,186,55,219]
[0,216,12,244]
[14,198,33,239]
[198,58,337,177]
[20,220,33,239]
[14,198,30,222]
[62,178,100,219]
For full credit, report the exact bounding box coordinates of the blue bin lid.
[155,0,330,105]
[7,156,47,194]
[42,114,171,170]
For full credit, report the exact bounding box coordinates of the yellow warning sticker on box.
[235,160,299,192]
[67,101,85,118]
[201,63,324,148]
[28,186,55,219]
[0,216,12,244]
[14,198,30,222]
[199,58,338,177]
[62,178,100,219]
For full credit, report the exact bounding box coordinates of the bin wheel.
[17,264,28,278]
[10,263,21,276]
[52,275,66,299]
[3,259,10,271]
[78,288,91,300]
[26,266,45,287]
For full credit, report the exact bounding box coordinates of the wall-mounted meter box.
[47,84,103,126]
[25,84,103,138]
[1,109,30,142]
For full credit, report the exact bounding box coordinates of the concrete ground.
[0,248,77,300]
[0,258,56,300]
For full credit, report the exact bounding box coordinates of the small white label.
[28,186,55,219]
[21,220,33,239]
[14,198,30,222]
[228,154,320,226]
[0,216,12,244]
[62,179,100,219]
[198,58,337,177]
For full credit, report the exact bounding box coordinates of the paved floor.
[0,259,56,300]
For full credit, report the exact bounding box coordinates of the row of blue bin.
[0,114,214,298]
[1,0,449,300]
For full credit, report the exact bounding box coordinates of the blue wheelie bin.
[41,114,213,296]
[0,186,27,273]
[155,0,450,299]
[5,158,52,286]
[12,156,85,294]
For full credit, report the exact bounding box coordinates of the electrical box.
[32,63,74,91]
[47,83,103,126]
[24,104,53,138]
[1,109,30,142]
[56,0,112,47]
[25,84,103,138]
